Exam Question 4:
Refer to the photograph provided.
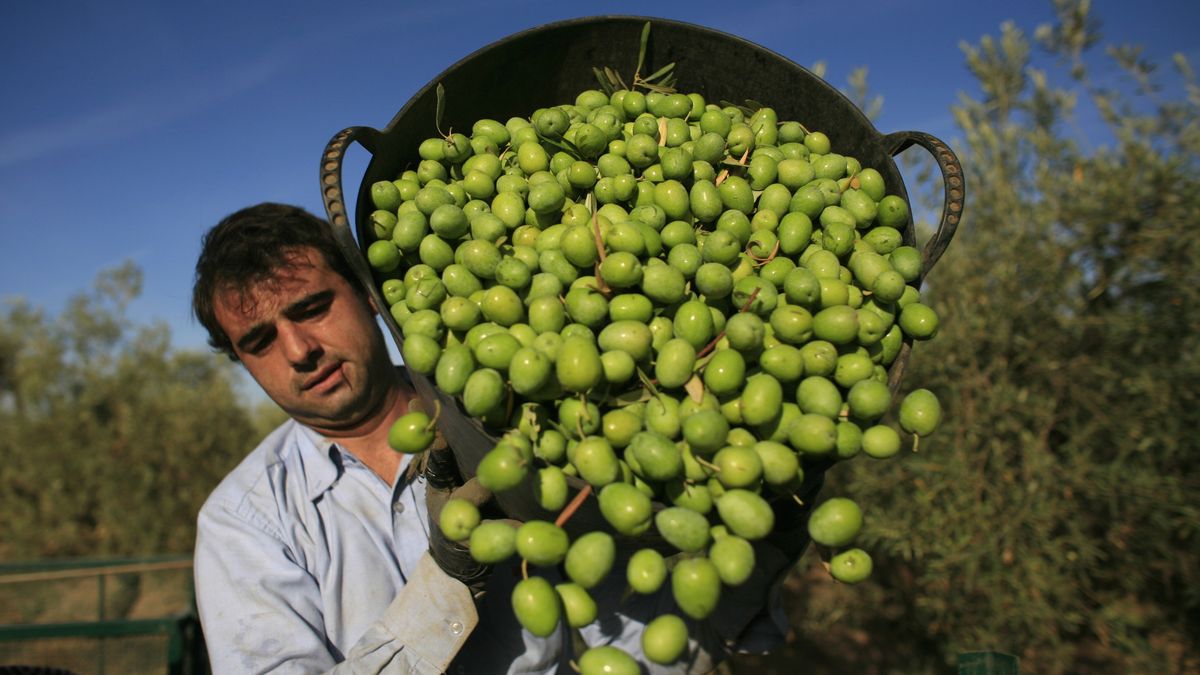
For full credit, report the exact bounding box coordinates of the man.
[193,203,487,673]
[192,202,821,674]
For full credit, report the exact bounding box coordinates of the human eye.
[297,298,332,320]
[237,326,276,355]
[289,291,335,322]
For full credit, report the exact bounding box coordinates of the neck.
[319,368,415,483]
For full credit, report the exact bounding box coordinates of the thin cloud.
[0,52,288,168]
[0,0,542,171]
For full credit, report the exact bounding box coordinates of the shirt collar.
[294,423,344,498]
[295,422,418,499]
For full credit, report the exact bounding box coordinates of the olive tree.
[0,262,276,561]
[737,1,1200,672]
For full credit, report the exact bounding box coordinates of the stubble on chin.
[299,362,400,436]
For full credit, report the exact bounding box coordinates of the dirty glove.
[422,441,496,597]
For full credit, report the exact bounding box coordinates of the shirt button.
[448,620,463,635]
[393,500,406,514]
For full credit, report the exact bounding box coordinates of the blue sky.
[2,0,1197,356]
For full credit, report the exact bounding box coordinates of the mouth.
[302,362,344,392]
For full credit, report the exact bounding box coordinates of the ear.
[360,281,384,317]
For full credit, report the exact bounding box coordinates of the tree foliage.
[740,1,1200,672]
[0,262,278,560]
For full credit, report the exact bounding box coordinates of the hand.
[423,442,496,597]
[422,434,527,601]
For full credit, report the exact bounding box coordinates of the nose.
[277,321,321,368]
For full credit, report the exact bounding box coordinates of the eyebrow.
[233,289,335,353]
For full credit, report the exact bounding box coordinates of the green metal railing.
[0,613,204,675]
[0,555,207,675]
[958,651,1020,674]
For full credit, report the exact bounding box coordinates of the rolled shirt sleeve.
[342,554,478,673]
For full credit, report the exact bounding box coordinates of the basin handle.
[883,130,965,277]
[319,125,384,296]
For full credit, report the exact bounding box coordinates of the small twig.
[695,286,761,359]
[579,393,593,423]
[695,335,723,361]
[555,484,594,527]
[435,83,448,138]
[658,117,668,147]
[736,286,763,314]
[696,456,721,472]
[747,240,781,264]
[426,400,443,430]
[521,558,529,580]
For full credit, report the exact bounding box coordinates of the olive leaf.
[718,100,757,117]
[609,386,653,407]
[604,66,629,92]
[635,21,650,78]
[683,375,706,403]
[636,367,660,397]
[642,62,676,84]
[539,135,581,159]
[593,67,614,95]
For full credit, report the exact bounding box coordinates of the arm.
[195,502,477,674]
[338,553,480,673]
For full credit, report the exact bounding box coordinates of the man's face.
[213,248,395,434]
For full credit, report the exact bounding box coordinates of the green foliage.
[0,262,269,560]
[740,2,1200,673]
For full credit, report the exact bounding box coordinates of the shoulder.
[197,419,319,536]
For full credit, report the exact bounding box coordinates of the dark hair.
[193,203,362,360]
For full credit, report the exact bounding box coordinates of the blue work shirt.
[195,418,803,674]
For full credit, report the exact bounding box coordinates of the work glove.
[420,438,497,598]
[400,391,509,598]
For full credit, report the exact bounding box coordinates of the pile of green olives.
[371,84,943,671]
